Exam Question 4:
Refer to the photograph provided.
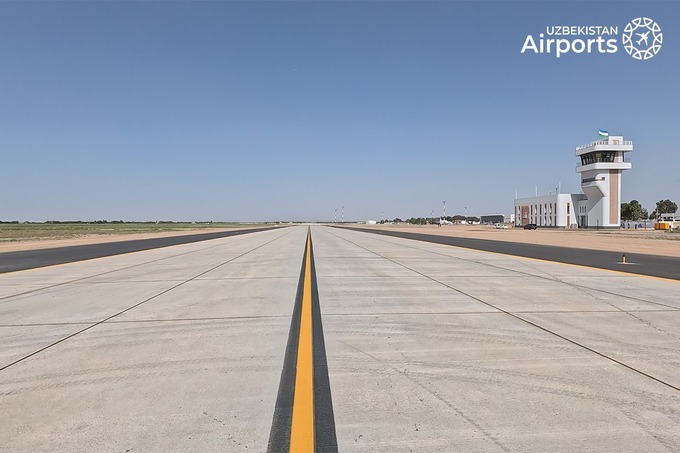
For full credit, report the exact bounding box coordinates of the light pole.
[464,206,467,224]
[334,209,337,224]
[341,205,344,224]
[442,201,446,220]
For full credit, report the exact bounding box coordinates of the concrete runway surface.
[1,225,679,452]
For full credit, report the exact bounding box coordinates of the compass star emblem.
[622,17,663,60]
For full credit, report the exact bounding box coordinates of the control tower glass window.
[580,152,616,165]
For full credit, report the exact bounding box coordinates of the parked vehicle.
[523,223,538,230]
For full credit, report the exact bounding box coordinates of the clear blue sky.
[1,1,678,222]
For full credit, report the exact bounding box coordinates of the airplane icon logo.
[636,31,649,46]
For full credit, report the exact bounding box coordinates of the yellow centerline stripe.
[290,230,315,451]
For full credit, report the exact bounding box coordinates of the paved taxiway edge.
[339,226,680,281]
[0,226,285,274]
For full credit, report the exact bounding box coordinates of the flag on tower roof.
[598,129,609,138]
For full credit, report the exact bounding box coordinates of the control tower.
[575,135,633,228]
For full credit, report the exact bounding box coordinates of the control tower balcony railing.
[575,140,633,156]
[576,140,633,150]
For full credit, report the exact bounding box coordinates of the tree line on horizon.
[621,199,678,221]
[379,215,482,225]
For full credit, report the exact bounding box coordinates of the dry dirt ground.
[0,226,268,253]
[345,224,680,258]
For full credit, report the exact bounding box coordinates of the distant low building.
[480,214,505,225]
[515,193,586,228]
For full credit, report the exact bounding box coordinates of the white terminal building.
[514,134,633,229]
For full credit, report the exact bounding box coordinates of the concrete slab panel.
[0,281,179,325]
[317,276,498,315]
[521,311,680,389]
[0,318,289,452]
[0,324,90,368]
[324,313,680,452]
[115,277,299,321]
[432,275,673,313]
